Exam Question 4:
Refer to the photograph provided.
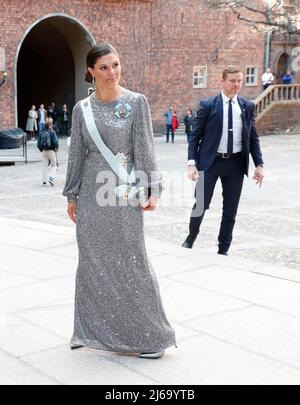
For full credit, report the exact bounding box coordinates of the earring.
[92,77,95,84]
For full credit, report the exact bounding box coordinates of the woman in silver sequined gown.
[63,44,176,357]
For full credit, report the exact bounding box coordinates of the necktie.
[227,99,233,155]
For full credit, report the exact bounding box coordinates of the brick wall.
[0,0,271,131]
[0,0,152,128]
[149,0,266,131]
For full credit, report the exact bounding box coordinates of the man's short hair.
[222,67,243,80]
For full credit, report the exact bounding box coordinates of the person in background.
[164,105,174,143]
[172,110,180,142]
[60,104,70,137]
[282,70,294,84]
[183,109,194,143]
[261,68,274,91]
[25,105,38,140]
[37,117,59,186]
[47,102,59,130]
[38,104,47,134]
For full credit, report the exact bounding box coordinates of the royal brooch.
[123,185,133,201]
[115,102,132,119]
[116,152,128,164]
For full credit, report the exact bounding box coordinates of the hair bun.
[85,71,93,83]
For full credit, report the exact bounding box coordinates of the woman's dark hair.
[85,43,119,83]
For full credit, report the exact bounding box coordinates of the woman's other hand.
[142,195,158,211]
[67,202,77,224]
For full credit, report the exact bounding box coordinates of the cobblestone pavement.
[0,133,299,270]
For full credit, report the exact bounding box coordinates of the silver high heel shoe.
[138,350,165,359]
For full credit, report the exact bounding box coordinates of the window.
[193,66,208,88]
[245,66,258,86]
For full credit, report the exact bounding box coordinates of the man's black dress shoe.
[182,236,195,249]
[218,250,228,256]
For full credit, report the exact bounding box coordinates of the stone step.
[162,123,187,137]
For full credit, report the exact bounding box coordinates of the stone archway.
[15,14,96,129]
[275,52,290,84]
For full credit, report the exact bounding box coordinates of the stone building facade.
[0,0,298,132]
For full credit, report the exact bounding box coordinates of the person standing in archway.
[282,69,294,84]
[59,104,70,137]
[47,102,59,130]
[25,105,38,140]
[38,104,47,135]
[63,43,176,359]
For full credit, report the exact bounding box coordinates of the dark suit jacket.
[188,93,264,176]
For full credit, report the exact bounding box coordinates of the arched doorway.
[16,15,96,129]
[276,52,290,84]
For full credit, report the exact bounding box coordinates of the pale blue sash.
[80,96,137,199]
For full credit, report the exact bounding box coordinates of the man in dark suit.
[182,67,264,255]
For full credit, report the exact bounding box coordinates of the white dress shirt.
[217,92,242,154]
[39,109,46,124]
[187,92,243,166]
[262,72,274,85]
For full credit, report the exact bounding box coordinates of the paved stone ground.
[2,217,300,384]
[0,133,299,270]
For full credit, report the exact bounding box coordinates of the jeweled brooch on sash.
[115,102,132,119]
[116,152,128,164]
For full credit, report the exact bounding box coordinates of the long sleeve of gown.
[133,95,163,198]
[63,103,87,203]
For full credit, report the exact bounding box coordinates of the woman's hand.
[142,195,159,211]
[67,202,77,224]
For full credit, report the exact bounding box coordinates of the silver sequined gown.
[63,90,176,353]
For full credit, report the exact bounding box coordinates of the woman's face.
[88,52,121,89]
